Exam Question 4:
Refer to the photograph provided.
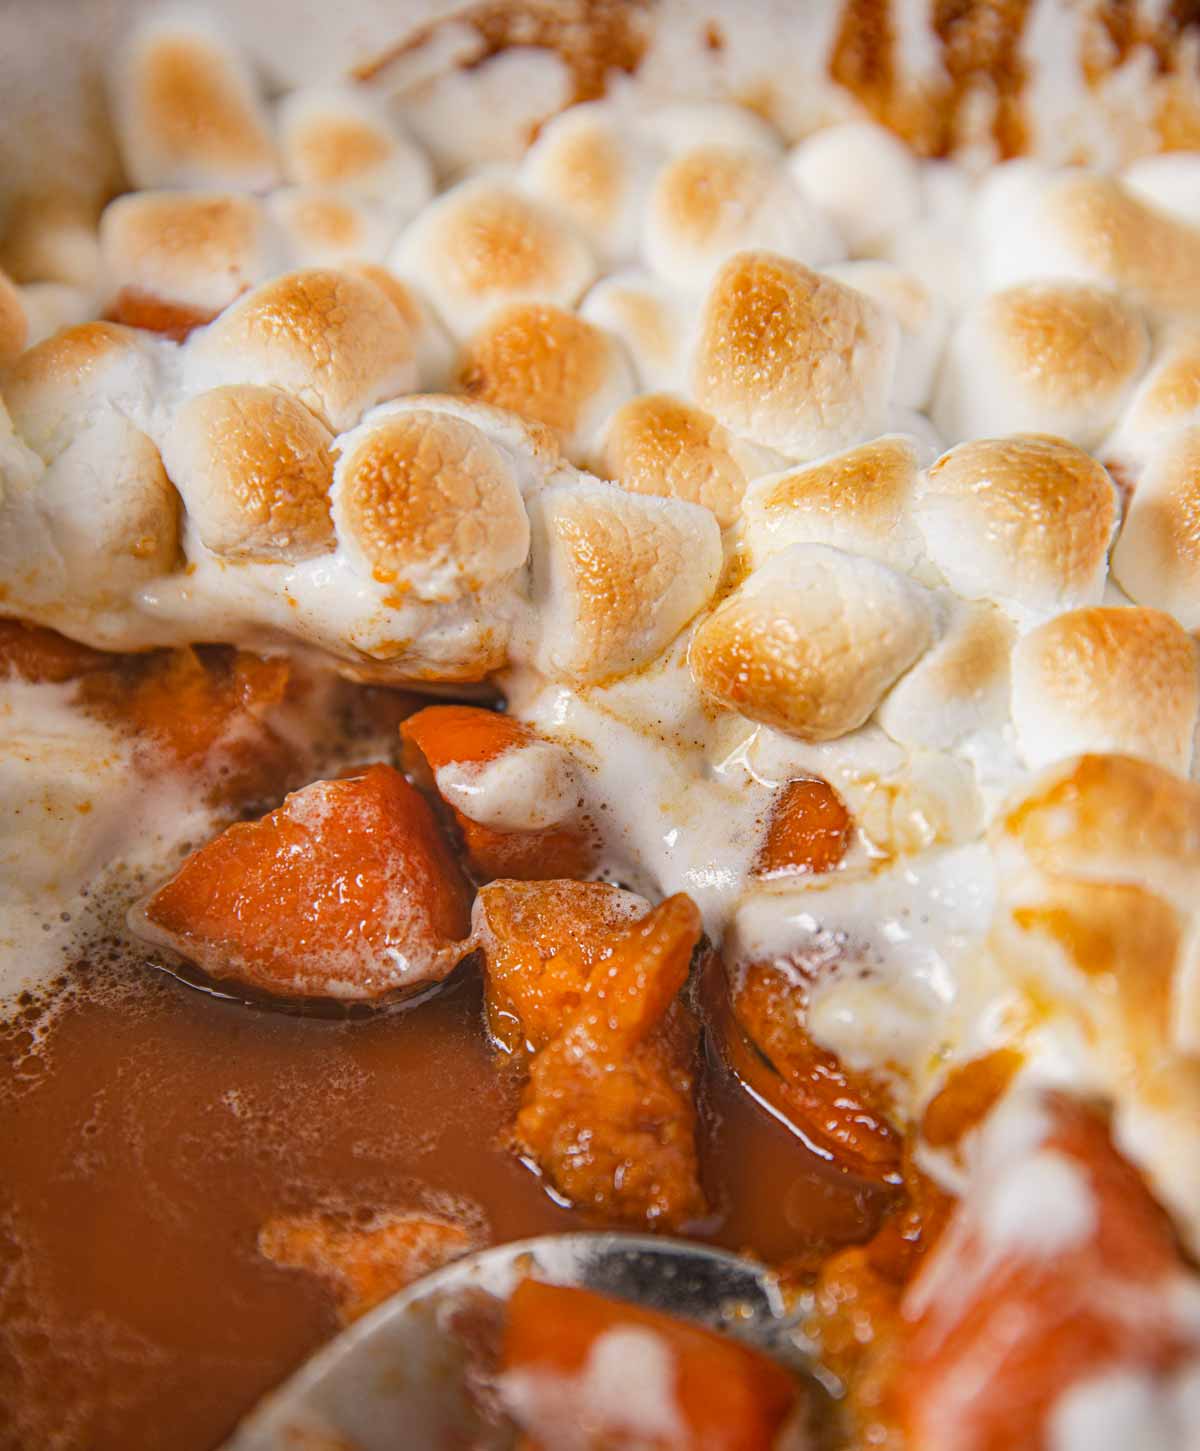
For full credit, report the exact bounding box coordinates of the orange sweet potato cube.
[140,763,472,1001]
[500,1280,800,1451]
[400,704,595,882]
[755,777,851,878]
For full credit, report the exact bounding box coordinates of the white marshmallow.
[110,10,280,193]
[692,251,898,459]
[932,282,1148,450]
[789,121,922,255]
[644,144,842,290]
[580,270,697,394]
[1011,606,1199,776]
[690,543,936,741]
[1122,153,1200,228]
[266,188,395,268]
[527,477,722,684]
[823,259,948,412]
[1112,426,1200,629]
[388,175,597,339]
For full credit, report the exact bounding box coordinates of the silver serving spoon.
[223,1233,818,1451]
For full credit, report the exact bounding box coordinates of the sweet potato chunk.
[500,1281,800,1451]
[723,961,901,1183]
[755,777,852,878]
[512,895,707,1230]
[139,764,472,1000]
[107,288,217,341]
[80,645,298,802]
[0,618,115,682]
[400,704,595,882]
[893,1094,1198,1451]
[473,879,650,1053]
[258,1211,479,1323]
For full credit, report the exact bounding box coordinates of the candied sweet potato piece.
[0,617,115,682]
[139,764,472,1000]
[513,895,707,1230]
[500,1281,800,1451]
[400,704,595,882]
[723,961,902,1183]
[107,287,217,341]
[258,1211,479,1323]
[892,1094,1198,1451]
[755,777,852,878]
[473,879,649,1053]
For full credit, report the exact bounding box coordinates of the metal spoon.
[223,1233,816,1451]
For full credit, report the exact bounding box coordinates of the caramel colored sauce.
[0,948,886,1451]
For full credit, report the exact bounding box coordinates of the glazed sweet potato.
[139,764,472,1001]
[472,878,650,1053]
[400,704,595,882]
[512,895,707,1230]
[0,617,115,682]
[754,777,852,878]
[893,1094,1198,1451]
[500,1281,800,1451]
[720,960,902,1183]
[258,1211,479,1323]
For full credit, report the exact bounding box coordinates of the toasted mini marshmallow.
[388,176,596,339]
[594,392,783,528]
[0,268,28,368]
[823,261,947,413]
[1011,606,1199,776]
[788,122,922,255]
[1112,426,1200,628]
[339,264,455,392]
[690,544,935,741]
[520,102,656,268]
[741,434,923,572]
[18,284,96,346]
[647,102,783,158]
[364,392,561,487]
[0,193,102,290]
[527,477,721,684]
[979,165,1200,320]
[110,12,279,193]
[456,303,634,463]
[266,188,394,268]
[0,411,179,636]
[644,144,842,291]
[276,85,432,217]
[579,270,696,393]
[162,384,335,563]
[185,268,416,433]
[99,191,284,318]
[693,251,898,459]
[878,601,1014,750]
[1106,328,1200,469]
[916,436,1117,617]
[932,282,1148,450]
[2,321,162,464]
[1122,153,1200,228]
[332,407,530,602]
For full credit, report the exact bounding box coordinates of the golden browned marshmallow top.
[644,144,840,289]
[595,392,782,528]
[741,434,922,571]
[389,177,597,338]
[916,435,1117,615]
[528,478,723,684]
[1011,606,1199,775]
[690,544,935,741]
[1048,173,1200,318]
[111,14,279,193]
[332,408,530,600]
[456,303,635,462]
[162,385,336,564]
[2,321,159,464]
[580,271,696,393]
[692,251,897,459]
[1111,425,1200,629]
[99,191,282,316]
[185,268,417,433]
